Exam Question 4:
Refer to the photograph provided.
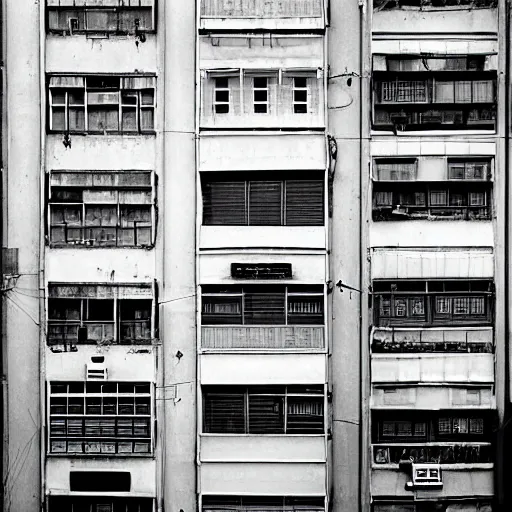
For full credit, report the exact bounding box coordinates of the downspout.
[502,0,510,508]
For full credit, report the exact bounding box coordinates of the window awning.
[47,0,155,7]
[371,248,494,279]
[49,76,85,88]
[49,284,153,299]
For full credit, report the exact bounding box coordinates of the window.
[214,77,230,114]
[48,382,152,455]
[49,171,154,248]
[373,56,497,130]
[46,1,156,34]
[372,411,493,464]
[48,497,154,512]
[203,386,324,434]
[202,69,322,125]
[202,174,324,226]
[293,77,309,113]
[202,496,325,512]
[373,182,491,221]
[202,286,324,326]
[448,160,490,180]
[253,77,269,113]
[47,284,153,345]
[49,75,156,133]
[373,280,493,327]
[374,160,417,181]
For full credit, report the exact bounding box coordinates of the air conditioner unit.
[406,463,443,490]
[86,357,107,381]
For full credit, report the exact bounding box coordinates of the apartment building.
[1,0,510,512]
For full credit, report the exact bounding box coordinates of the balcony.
[201,326,324,350]
[373,443,492,465]
[372,56,497,132]
[200,0,326,31]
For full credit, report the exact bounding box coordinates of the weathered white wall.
[200,462,326,495]
[4,2,42,510]
[371,468,494,497]
[46,458,156,495]
[373,9,498,35]
[372,39,498,55]
[371,139,496,158]
[371,353,495,384]
[200,353,326,384]
[199,134,326,171]
[200,435,326,462]
[371,386,495,410]
[200,35,324,69]
[46,250,155,283]
[199,252,326,283]
[370,222,494,249]
[46,35,158,73]
[45,346,156,381]
[200,226,326,250]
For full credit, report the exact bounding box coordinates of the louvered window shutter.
[285,180,324,226]
[204,392,245,433]
[248,394,285,434]
[286,396,324,433]
[268,75,278,115]
[244,75,254,115]
[203,77,214,120]
[248,181,282,225]
[202,181,246,225]
[244,289,286,324]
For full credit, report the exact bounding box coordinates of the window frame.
[47,283,156,346]
[293,76,309,114]
[203,385,326,435]
[48,170,156,248]
[373,280,494,327]
[201,285,325,327]
[48,75,156,134]
[46,1,157,34]
[47,381,154,457]
[372,56,497,131]
[201,174,325,227]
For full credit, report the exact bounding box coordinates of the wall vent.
[86,360,107,381]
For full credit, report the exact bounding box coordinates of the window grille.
[48,497,154,512]
[48,382,153,455]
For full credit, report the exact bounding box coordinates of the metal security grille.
[48,382,153,456]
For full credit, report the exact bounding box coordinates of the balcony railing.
[201,0,323,18]
[372,327,493,354]
[373,443,492,465]
[201,326,324,350]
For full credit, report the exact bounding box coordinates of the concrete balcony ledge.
[201,326,325,350]
[200,434,326,463]
[371,353,494,384]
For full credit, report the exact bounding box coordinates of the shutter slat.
[285,180,324,226]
